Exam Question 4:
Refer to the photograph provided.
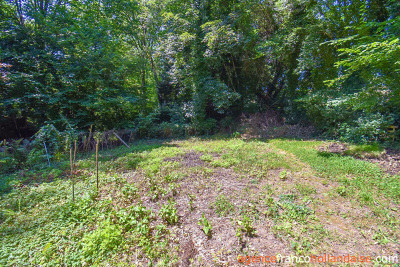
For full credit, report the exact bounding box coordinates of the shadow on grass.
[0,139,177,196]
[316,151,336,158]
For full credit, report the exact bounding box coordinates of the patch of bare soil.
[319,142,348,154]
[164,152,292,265]
[170,151,398,265]
[368,148,400,175]
[175,168,291,266]
[164,151,206,167]
[271,148,400,261]
[103,148,400,265]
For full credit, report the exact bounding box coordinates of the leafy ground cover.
[1,137,399,266]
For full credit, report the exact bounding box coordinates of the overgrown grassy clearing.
[271,139,400,253]
[1,137,399,266]
[272,139,400,200]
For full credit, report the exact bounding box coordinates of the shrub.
[33,124,64,155]
[240,111,283,138]
[338,113,393,143]
[0,139,29,172]
[239,111,315,139]
[192,118,217,135]
[135,104,187,138]
[220,116,236,132]
[298,91,396,143]
[26,148,47,167]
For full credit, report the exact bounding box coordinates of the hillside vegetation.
[1,0,400,144]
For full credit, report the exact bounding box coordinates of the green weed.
[279,170,288,180]
[198,213,212,237]
[121,183,138,199]
[159,200,179,225]
[212,194,235,216]
[271,140,400,202]
[200,153,213,162]
[237,214,256,236]
[188,194,196,211]
[82,220,123,263]
[295,183,316,196]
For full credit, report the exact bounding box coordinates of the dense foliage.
[1,0,399,143]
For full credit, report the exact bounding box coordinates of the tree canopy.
[1,0,399,142]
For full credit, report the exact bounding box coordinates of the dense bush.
[135,105,187,138]
[338,113,394,144]
[299,91,396,143]
[1,124,79,174]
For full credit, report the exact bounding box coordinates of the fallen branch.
[113,132,130,148]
